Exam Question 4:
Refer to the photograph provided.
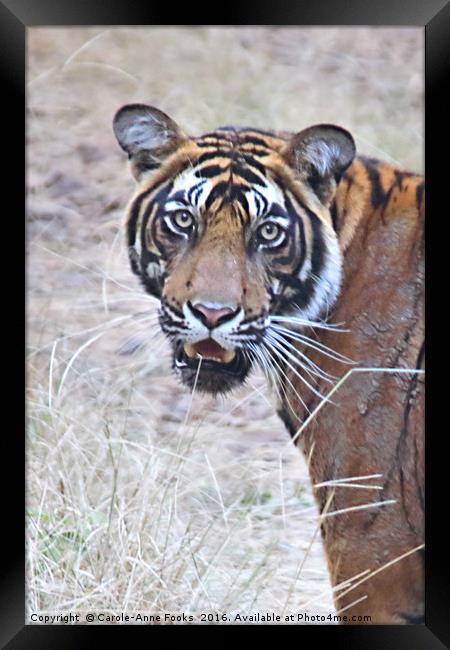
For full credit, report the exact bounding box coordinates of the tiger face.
[113,104,355,394]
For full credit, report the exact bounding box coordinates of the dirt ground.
[27,27,423,624]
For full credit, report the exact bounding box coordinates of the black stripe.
[281,210,324,305]
[277,407,297,438]
[196,150,235,164]
[140,181,174,262]
[285,194,306,275]
[309,210,325,276]
[253,188,268,215]
[394,169,405,190]
[167,190,189,205]
[228,185,249,211]
[330,199,338,231]
[187,180,206,206]
[195,164,228,179]
[359,155,380,166]
[363,160,387,209]
[237,135,272,148]
[128,246,141,276]
[127,188,154,247]
[133,159,160,176]
[380,185,394,222]
[196,150,268,176]
[240,147,271,157]
[196,140,231,148]
[268,202,288,217]
[416,180,425,208]
[253,192,262,216]
[233,165,266,186]
[196,139,271,155]
[204,180,230,209]
[240,153,267,176]
[204,181,250,211]
[193,185,205,207]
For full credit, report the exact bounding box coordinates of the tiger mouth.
[174,339,251,394]
[183,340,237,364]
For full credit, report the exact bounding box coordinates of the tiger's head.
[113,104,355,394]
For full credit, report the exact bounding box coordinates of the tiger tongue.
[184,339,236,363]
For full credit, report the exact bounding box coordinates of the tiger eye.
[258,222,283,244]
[260,223,279,240]
[173,210,194,229]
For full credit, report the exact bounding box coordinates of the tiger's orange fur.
[279,158,424,623]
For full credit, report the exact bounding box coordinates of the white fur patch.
[303,141,342,177]
[123,117,171,155]
[171,169,212,207]
[295,224,343,322]
[146,261,162,279]
[245,183,286,217]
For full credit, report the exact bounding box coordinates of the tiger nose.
[188,302,238,328]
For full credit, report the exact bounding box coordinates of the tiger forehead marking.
[113,104,355,394]
[169,146,290,221]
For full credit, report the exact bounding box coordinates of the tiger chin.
[113,103,350,395]
[113,104,425,624]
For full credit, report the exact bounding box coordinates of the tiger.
[113,103,424,624]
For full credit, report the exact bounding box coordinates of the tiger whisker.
[270,324,354,364]
[265,335,331,389]
[255,342,310,415]
[247,341,302,420]
[261,338,330,403]
[247,342,278,392]
[264,340,326,401]
[270,315,349,333]
[288,303,348,329]
[248,342,304,417]
[267,329,336,383]
[265,333,333,388]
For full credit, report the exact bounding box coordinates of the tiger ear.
[284,124,356,204]
[113,104,185,179]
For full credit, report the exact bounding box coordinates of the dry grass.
[27,27,423,624]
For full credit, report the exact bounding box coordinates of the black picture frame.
[3,0,449,646]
